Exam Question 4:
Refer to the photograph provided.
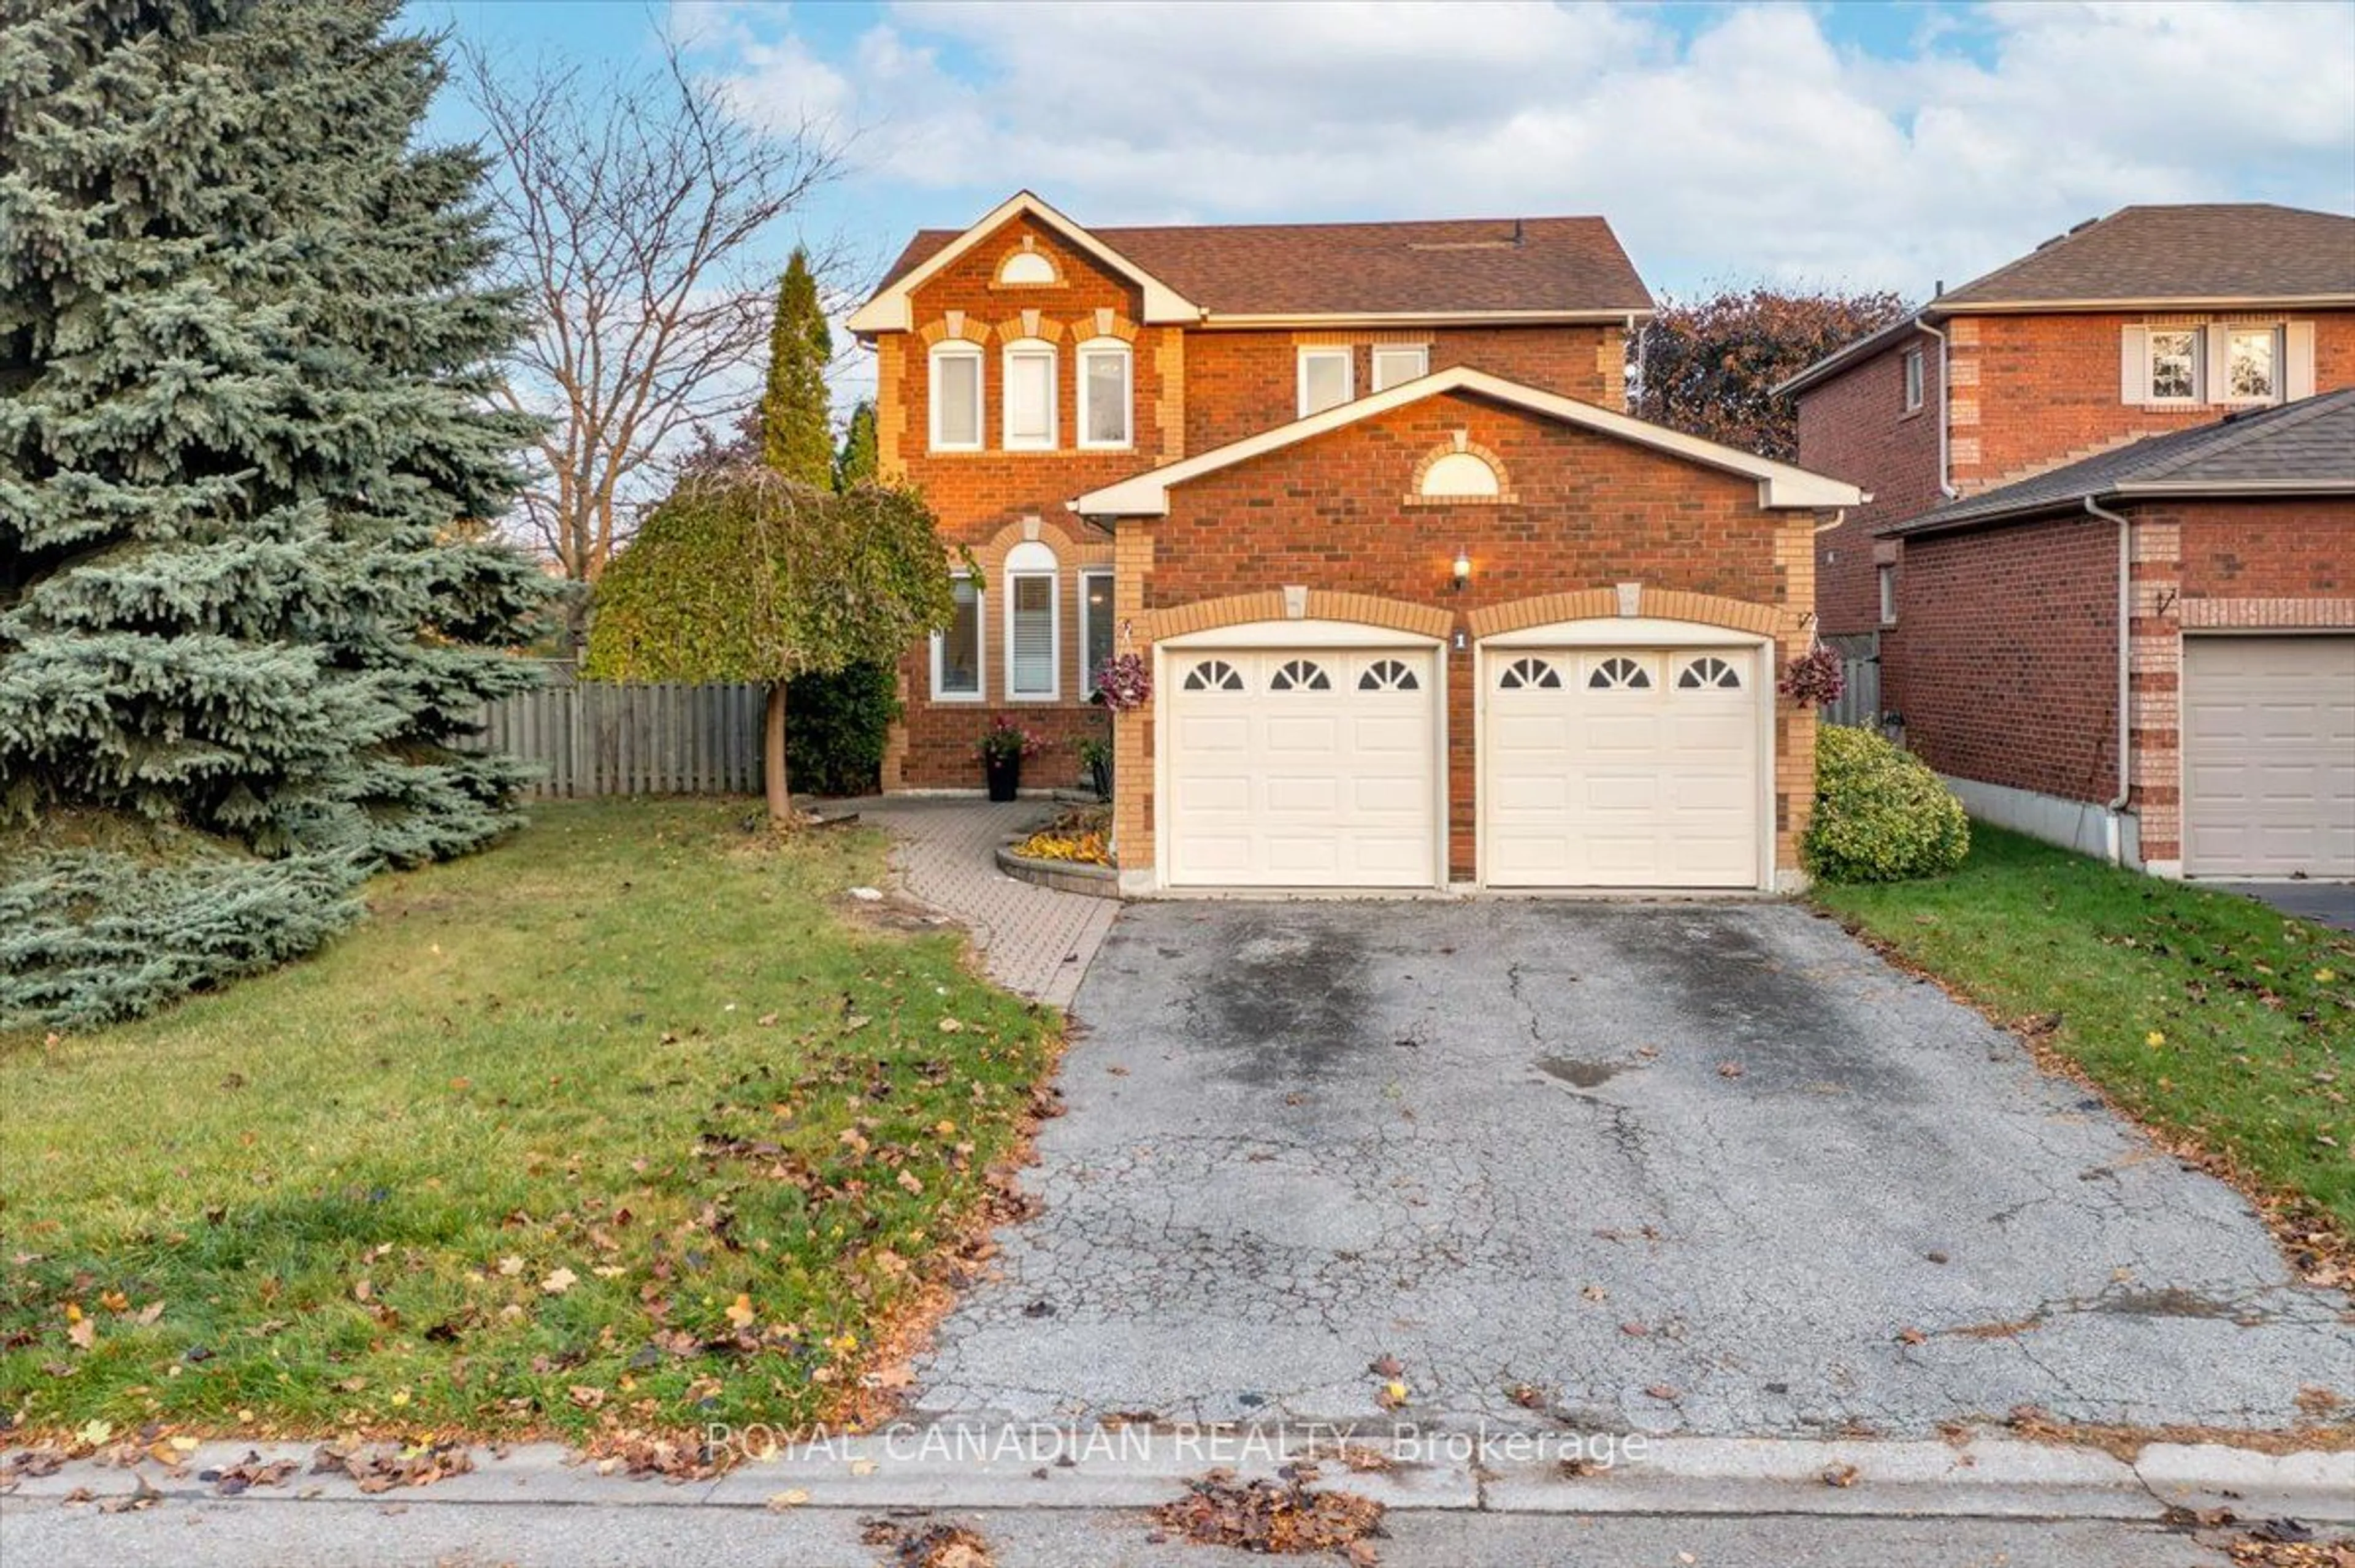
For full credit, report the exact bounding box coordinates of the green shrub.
[786,662,900,797]
[1802,724,1970,884]
[0,846,364,1032]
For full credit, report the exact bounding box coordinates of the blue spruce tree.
[0,0,551,1026]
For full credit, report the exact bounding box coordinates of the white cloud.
[687,0,2355,300]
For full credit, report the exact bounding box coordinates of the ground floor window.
[1081,568,1114,692]
[933,575,983,698]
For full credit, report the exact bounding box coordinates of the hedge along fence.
[463,662,768,798]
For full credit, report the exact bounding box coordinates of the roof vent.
[2069,215,2100,234]
[1934,278,1944,297]
[1512,218,1525,247]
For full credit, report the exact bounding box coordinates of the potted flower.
[975,717,1042,802]
[1076,735,1112,801]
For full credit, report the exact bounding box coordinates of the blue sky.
[410,1,2354,396]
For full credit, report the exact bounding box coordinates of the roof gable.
[846,192,1199,334]
[1071,367,1859,516]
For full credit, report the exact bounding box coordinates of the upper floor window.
[1003,540,1059,700]
[1901,346,1924,413]
[1002,340,1057,450]
[2225,326,2278,403]
[2143,327,2200,404]
[1077,339,1132,448]
[1371,344,1429,392]
[1298,347,1353,416]
[929,342,982,451]
[997,248,1057,286]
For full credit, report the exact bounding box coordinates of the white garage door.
[1484,646,1763,888]
[1164,645,1440,887]
[2182,635,2355,879]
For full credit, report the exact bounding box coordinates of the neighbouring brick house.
[848,193,1858,893]
[1781,204,2355,879]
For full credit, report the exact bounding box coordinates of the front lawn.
[1813,824,2355,1251]
[0,800,1059,1445]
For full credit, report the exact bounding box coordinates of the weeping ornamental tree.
[0,0,549,1027]
[582,474,952,822]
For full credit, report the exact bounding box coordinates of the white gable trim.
[1070,367,1863,514]
[848,191,1198,334]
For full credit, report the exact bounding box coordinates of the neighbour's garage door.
[1164,645,1440,887]
[2182,635,2355,879]
[1484,646,1763,888]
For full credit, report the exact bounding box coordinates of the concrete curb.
[7,1433,2348,1523]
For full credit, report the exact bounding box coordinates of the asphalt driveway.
[913,901,2355,1438]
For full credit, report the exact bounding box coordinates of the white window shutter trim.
[2285,322,2317,400]
[2120,326,2146,405]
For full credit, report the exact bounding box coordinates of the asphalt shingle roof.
[874,215,1653,318]
[1936,204,2355,307]
[1883,389,2355,535]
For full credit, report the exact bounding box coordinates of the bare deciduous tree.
[461,38,842,585]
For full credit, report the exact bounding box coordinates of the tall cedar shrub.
[1802,725,1971,884]
[752,255,892,800]
[0,0,549,1027]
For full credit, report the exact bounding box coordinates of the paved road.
[0,1496,2254,1567]
[914,900,2355,1437]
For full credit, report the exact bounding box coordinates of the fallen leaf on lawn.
[938,1018,964,1033]
[1821,1463,1861,1488]
[569,1385,605,1410]
[724,1294,756,1329]
[757,1012,779,1027]
[897,1169,925,1195]
[312,1441,475,1494]
[135,1301,164,1326]
[540,1268,578,1295]
[351,1279,373,1302]
[2146,1031,2167,1048]
[496,1256,524,1277]
[67,1318,95,1351]
[204,1451,300,1496]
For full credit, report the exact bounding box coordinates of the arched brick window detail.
[1407,434,1515,505]
[995,240,1062,286]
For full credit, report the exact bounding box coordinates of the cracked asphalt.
[913,901,2355,1438]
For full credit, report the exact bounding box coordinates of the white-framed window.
[2143,328,2201,404]
[1003,540,1059,700]
[929,342,983,452]
[997,249,1056,285]
[1076,338,1132,449]
[2224,326,2279,403]
[1878,563,1897,627]
[1297,346,1353,416]
[1079,567,1114,694]
[1419,450,1501,499]
[1001,340,1057,450]
[1901,346,1924,413]
[1371,344,1429,392]
[932,573,984,700]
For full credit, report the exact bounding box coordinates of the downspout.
[2086,495,2132,865]
[1918,318,1959,501]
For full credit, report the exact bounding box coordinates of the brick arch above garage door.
[1468,586,1794,641]
[1144,589,1453,643]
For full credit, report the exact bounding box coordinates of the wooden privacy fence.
[1820,632,1883,730]
[466,665,768,798]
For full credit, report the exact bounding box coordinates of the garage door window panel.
[1269,658,1333,691]
[1677,656,1744,690]
[1498,656,1562,690]
[1359,657,1420,691]
[1587,655,1654,690]
[1182,658,1246,692]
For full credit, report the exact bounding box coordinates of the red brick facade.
[1124,392,1823,881]
[871,212,1637,794]
[1795,331,1944,635]
[1871,497,2355,870]
[1878,515,2120,804]
[1801,307,2355,639]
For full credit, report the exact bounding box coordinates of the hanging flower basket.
[1778,643,1846,708]
[1090,652,1151,713]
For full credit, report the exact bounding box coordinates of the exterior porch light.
[1451,549,1472,592]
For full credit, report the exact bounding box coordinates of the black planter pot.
[984,751,1020,802]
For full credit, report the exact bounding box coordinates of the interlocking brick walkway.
[850,797,1119,1013]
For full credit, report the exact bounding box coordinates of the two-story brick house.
[1782,205,2355,879]
[849,193,1859,893]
